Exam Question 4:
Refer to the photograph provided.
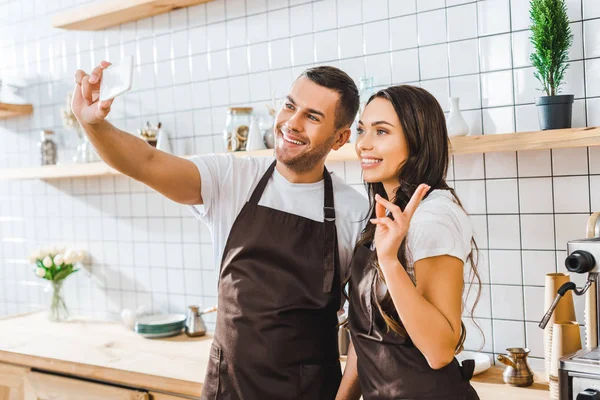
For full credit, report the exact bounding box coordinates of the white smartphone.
[99,55,134,102]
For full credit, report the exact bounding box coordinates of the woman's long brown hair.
[348,85,483,354]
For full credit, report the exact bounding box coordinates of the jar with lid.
[223,107,253,152]
[39,129,57,165]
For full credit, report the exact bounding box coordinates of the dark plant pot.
[535,95,574,130]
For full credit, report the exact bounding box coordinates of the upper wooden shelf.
[52,0,214,31]
[0,103,33,119]
[0,127,598,181]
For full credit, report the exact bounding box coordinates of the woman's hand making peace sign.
[370,184,431,267]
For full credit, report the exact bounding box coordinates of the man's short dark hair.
[300,66,360,130]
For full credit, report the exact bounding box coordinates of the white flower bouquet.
[29,245,86,322]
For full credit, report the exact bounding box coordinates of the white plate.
[456,351,492,376]
[137,329,183,339]
[136,313,186,326]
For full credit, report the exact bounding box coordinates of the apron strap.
[248,160,337,293]
[459,359,475,381]
[322,168,336,293]
[249,160,277,205]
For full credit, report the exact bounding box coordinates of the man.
[72,64,367,399]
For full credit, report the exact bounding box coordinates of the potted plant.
[529,0,574,130]
[29,246,86,322]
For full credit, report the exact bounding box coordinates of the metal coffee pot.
[185,305,217,337]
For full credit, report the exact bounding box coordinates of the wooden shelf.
[52,0,214,31]
[1,127,598,181]
[0,103,33,119]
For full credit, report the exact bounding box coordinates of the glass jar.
[39,129,57,165]
[223,107,253,152]
[351,77,376,143]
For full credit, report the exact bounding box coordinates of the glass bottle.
[39,129,57,165]
[351,77,375,143]
[223,107,253,152]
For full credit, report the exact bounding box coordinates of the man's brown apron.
[348,245,480,400]
[201,161,342,400]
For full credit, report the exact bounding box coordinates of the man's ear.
[332,127,351,150]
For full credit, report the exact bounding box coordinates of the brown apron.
[201,161,342,400]
[348,245,480,400]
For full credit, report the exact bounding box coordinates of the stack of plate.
[135,314,186,339]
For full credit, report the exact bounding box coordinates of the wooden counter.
[0,312,550,399]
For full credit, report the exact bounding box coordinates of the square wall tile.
[337,0,362,27]
[489,250,522,285]
[463,318,493,353]
[417,0,444,12]
[485,152,517,179]
[366,53,392,86]
[449,39,480,76]
[454,180,487,215]
[491,285,524,320]
[390,15,418,51]
[584,23,600,58]
[522,250,557,286]
[521,214,555,250]
[207,23,227,52]
[518,178,554,214]
[268,8,290,40]
[419,44,448,80]
[586,58,600,98]
[470,215,489,248]
[488,214,521,249]
[364,20,390,55]
[524,286,545,322]
[292,34,315,66]
[340,57,366,85]
[421,78,450,111]
[391,49,419,83]
[290,3,313,36]
[555,214,591,250]
[560,61,585,99]
[483,107,515,135]
[447,4,478,41]
[390,0,416,17]
[480,34,512,72]
[511,0,531,31]
[465,284,491,318]
[486,179,519,214]
[589,98,600,127]
[515,104,540,132]
[552,147,589,176]
[269,38,292,69]
[362,0,388,22]
[228,46,249,75]
[493,319,525,354]
[584,0,600,18]
[315,30,339,63]
[478,0,511,36]
[454,153,485,180]
[592,176,600,211]
[417,9,447,46]
[518,150,552,177]
[514,68,539,105]
[481,71,514,107]
[512,30,534,68]
[247,13,268,44]
[553,176,590,213]
[313,0,337,32]
[339,25,364,59]
[450,75,481,110]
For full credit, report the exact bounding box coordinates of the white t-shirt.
[188,154,368,278]
[376,189,473,298]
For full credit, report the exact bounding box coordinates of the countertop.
[0,312,549,399]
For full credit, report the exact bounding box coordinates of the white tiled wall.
[1,0,600,368]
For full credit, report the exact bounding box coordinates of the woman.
[337,85,481,400]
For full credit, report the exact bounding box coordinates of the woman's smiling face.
[355,97,409,189]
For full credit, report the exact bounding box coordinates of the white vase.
[156,128,172,153]
[447,97,469,137]
[246,116,266,151]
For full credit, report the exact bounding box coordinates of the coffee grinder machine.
[540,230,600,399]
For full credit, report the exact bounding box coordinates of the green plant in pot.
[529,0,574,130]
